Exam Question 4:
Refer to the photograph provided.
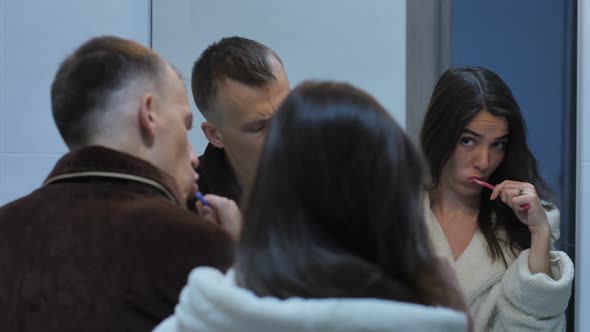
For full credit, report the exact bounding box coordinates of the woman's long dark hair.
[420,66,551,265]
[237,81,457,307]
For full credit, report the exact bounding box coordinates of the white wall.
[0,0,151,205]
[152,0,407,154]
[576,0,590,330]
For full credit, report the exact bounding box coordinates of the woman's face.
[440,110,509,197]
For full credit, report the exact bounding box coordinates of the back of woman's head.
[237,81,451,306]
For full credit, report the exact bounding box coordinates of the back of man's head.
[51,36,163,149]
[191,36,283,120]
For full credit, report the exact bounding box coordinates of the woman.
[420,66,574,331]
[154,81,469,332]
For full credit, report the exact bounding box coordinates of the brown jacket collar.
[44,146,182,205]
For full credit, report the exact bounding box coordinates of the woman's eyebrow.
[462,129,481,137]
[462,128,509,141]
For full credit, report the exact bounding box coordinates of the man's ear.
[201,121,224,148]
[138,93,157,143]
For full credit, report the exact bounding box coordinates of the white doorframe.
[576,0,590,330]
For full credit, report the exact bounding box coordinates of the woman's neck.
[429,185,480,219]
[430,185,481,260]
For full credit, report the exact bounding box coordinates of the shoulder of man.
[136,198,235,267]
[113,199,235,326]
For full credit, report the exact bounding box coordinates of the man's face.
[213,64,290,189]
[151,63,199,202]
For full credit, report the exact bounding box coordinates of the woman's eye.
[459,136,475,146]
[493,141,507,151]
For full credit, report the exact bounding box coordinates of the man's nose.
[189,144,199,170]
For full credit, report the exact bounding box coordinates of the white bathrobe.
[153,267,468,332]
[423,196,574,331]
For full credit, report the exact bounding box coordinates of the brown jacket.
[0,146,234,332]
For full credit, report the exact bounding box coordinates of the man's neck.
[86,137,144,163]
[220,151,244,191]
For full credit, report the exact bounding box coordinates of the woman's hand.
[490,180,552,276]
[489,180,549,232]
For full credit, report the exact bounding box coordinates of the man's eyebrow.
[249,114,273,123]
[241,117,270,129]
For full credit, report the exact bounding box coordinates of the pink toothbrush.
[470,178,530,210]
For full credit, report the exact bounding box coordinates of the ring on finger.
[517,187,525,196]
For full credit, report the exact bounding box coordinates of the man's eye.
[248,121,266,132]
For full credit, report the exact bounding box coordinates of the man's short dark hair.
[51,36,164,148]
[191,36,283,119]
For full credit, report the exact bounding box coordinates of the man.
[0,36,238,331]
[191,36,291,203]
